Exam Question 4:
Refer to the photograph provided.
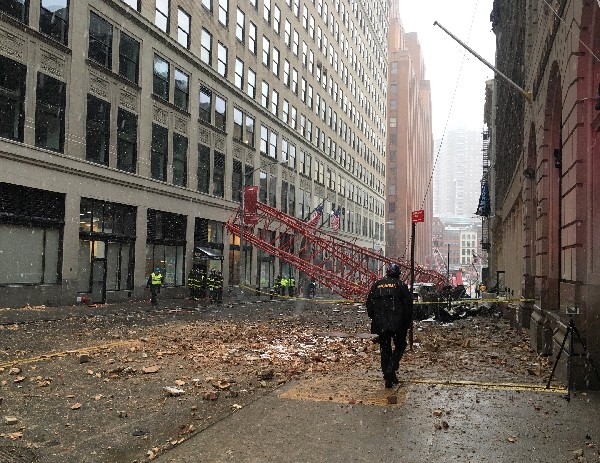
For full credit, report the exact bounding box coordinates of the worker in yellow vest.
[146,267,163,305]
[280,276,288,296]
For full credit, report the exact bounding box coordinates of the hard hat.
[386,264,401,277]
[154,268,161,273]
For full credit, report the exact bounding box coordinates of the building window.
[232,160,243,202]
[260,125,268,154]
[247,68,256,98]
[214,94,226,131]
[236,8,245,42]
[155,0,169,32]
[271,89,278,116]
[122,0,140,11]
[117,108,137,173]
[172,133,187,187]
[245,116,255,147]
[217,42,228,77]
[88,12,113,69]
[0,0,29,24]
[86,95,110,166]
[146,209,186,287]
[78,197,136,293]
[201,29,212,65]
[35,73,65,153]
[40,0,68,45]
[283,59,290,86]
[269,130,277,158]
[151,123,168,181]
[0,55,26,143]
[293,30,299,55]
[261,81,269,108]
[199,86,212,123]
[119,32,139,84]
[218,0,228,26]
[248,22,257,54]
[198,144,211,193]
[273,5,280,33]
[284,20,291,46]
[213,151,225,197]
[174,69,189,111]
[292,68,298,94]
[263,0,270,23]
[262,36,270,67]
[233,108,243,141]
[177,8,190,48]
[0,183,64,285]
[272,47,279,76]
[234,58,244,89]
[202,0,212,12]
[282,99,289,123]
[153,54,169,100]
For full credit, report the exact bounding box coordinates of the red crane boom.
[225,200,447,300]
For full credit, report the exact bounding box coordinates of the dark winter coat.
[365,276,413,334]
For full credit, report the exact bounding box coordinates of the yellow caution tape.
[406,378,567,393]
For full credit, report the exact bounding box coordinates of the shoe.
[392,373,399,385]
[384,378,394,389]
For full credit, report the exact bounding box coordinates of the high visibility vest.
[289,277,296,287]
[281,278,289,287]
[151,273,162,285]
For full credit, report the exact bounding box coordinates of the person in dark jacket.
[366,263,413,388]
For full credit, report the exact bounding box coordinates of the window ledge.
[86,59,141,91]
[150,94,191,118]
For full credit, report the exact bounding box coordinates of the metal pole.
[409,222,416,349]
[238,182,246,301]
[447,243,450,283]
[433,21,532,102]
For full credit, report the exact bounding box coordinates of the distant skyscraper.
[433,126,483,218]
[385,1,433,265]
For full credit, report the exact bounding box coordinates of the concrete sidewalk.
[160,374,600,463]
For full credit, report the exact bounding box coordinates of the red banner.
[243,186,259,225]
[412,209,425,223]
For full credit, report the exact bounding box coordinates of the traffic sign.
[412,210,424,223]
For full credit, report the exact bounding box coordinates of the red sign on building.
[412,209,425,223]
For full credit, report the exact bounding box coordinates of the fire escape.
[476,128,491,251]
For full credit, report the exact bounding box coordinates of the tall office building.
[0,0,388,307]
[385,2,433,265]
[432,126,483,218]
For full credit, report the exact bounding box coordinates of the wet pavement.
[161,375,600,463]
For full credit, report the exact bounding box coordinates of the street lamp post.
[238,159,286,300]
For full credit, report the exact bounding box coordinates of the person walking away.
[366,264,413,388]
[146,267,163,305]
[288,275,296,297]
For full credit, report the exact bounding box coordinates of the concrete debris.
[163,387,185,396]
[4,416,18,425]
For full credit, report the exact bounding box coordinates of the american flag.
[306,202,324,227]
[330,207,342,232]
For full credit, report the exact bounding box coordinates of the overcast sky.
[396,0,496,139]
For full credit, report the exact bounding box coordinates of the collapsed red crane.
[225,196,448,301]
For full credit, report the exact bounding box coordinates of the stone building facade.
[0,0,388,307]
[489,0,600,386]
[385,2,433,266]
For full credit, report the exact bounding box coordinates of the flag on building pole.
[330,206,341,232]
[306,202,324,227]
